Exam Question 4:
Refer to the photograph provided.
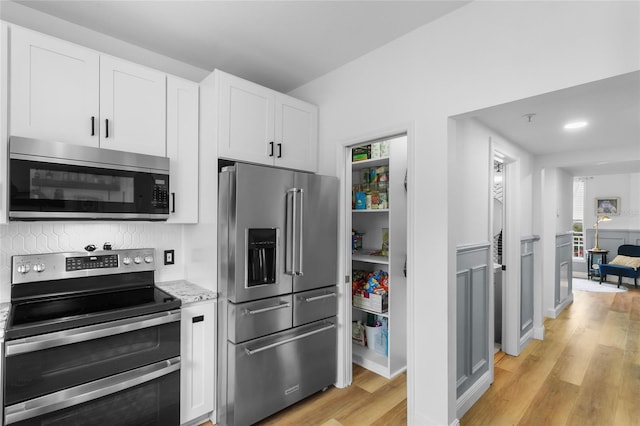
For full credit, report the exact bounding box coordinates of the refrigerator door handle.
[244,302,291,315]
[285,188,298,276]
[296,188,304,276]
[303,292,336,303]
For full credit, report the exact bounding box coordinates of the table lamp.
[592,215,611,250]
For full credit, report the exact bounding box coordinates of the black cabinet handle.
[192,315,204,323]
[105,119,109,138]
[91,116,95,136]
[171,193,176,213]
[269,141,274,157]
[277,143,282,158]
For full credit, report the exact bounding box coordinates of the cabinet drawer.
[227,295,292,343]
[293,286,337,327]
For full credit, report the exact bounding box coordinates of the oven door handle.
[5,356,180,425]
[5,310,181,356]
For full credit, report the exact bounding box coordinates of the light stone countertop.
[156,280,217,305]
[0,302,11,340]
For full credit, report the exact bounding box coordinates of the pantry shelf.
[352,344,389,377]
[351,157,389,170]
[352,209,389,213]
[352,250,389,265]
[351,305,389,317]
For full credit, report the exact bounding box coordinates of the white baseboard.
[519,329,533,351]
[456,370,491,419]
[533,325,545,340]
[545,293,573,319]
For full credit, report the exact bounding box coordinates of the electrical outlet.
[164,250,175,265]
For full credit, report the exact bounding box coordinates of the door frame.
[494,147,523,356]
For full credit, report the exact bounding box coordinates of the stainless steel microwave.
[9,137,170,221]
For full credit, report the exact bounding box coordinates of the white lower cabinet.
[180,300,216,425]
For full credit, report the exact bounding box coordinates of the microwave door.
[228,163,294,303]
[292,172,340,293]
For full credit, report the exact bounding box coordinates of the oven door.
[4,310,180,407]
[5,358,180,426]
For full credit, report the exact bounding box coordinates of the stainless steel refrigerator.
[217,162,339,426]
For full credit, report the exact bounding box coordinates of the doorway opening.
[492,153,505,356]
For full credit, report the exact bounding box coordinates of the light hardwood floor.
[203,284,640,426]
[462,284,640,426]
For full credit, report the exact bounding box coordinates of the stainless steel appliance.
[218,162,339,426]
[9,136,170,221]
[3,248,181,425]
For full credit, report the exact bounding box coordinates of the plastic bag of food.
[352,321,366,346]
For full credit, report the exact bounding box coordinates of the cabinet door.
[180,301,216,425]
[1,23,8,224]
[217,71,275,165]
[99,56,166,156]
[167,76,199,224]
[275,94,318,172]
[10,26,100,147]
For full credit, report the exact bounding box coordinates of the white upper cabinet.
[216,70,318,172]
[10,26,166,157]
[166,76,199,224]
[218,71,275,165]
[275,93,318,172]
[10,26,100,147]
[99,56,166,156]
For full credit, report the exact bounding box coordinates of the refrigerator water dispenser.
[247,228,277,286]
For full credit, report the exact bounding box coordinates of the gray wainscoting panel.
[456,242,491,398]
[584,229,640,256]
[555,233,573,308]
[520,236,538,340]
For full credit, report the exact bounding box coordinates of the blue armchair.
[599,244,640,288]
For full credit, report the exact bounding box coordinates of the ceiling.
[466,71,640,176]
[6,0,471,93]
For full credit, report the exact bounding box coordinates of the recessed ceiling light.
[563,120,588,130]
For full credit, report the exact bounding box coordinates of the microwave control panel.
[152,176,169,209]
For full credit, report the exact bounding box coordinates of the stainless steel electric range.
[3,248,181,426]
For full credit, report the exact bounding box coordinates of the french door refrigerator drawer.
[227,295,293,343]
[293,286,337,327]
[227,318,337,426]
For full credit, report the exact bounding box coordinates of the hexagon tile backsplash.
[0,223,185,302]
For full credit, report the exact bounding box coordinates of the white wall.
[453,117,535,245]
[557,168,574,234]
[453,119,491,245]
[584,172,640,231]
[290,2,640,424]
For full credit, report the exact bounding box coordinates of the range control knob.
[17,263,31,274]
[134,256,142,264]
[122,256,132,265]
[33,263,46,272]
[144,255,153,264]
